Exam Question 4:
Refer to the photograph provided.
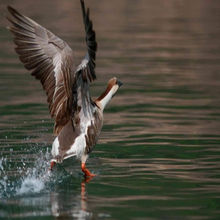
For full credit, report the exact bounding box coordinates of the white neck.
[99,88,115,110]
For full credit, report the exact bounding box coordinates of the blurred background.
[0,0,220,219]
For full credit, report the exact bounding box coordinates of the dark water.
[1,0,220,219]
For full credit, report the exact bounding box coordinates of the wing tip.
[7,5,13,13]
[6,6,14,23]
[80,0,86,18]
[7,5,19,16]
[6,5,25,26]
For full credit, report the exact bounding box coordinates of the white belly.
[51,137,59,158]
[51,134,87,161]
[65,134,86,159]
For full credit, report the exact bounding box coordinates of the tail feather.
[63,152,77,160]
[50,152,77,164]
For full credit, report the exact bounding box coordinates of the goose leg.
[50,160,56,170]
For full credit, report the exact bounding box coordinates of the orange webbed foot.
[81,163,96,178]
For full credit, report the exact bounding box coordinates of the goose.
[7,0,122,177]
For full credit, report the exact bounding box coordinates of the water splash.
[0,158,9,195]
[17,175,45,195]
[16,149,52,195]
[0,148,53,198]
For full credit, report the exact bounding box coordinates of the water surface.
[1,0,220,219]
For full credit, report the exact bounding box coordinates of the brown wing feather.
[73,0,98,120]
[7,6,74,135]
[76,0,97,82]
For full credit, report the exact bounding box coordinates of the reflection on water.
[50,180,93,219]
[1,0,220,219]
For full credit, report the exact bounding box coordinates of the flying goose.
[7,0,122,177]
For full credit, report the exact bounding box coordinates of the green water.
[1,0,220,219]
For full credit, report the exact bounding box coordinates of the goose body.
[7,0,122,176]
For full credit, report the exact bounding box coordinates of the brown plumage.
[7,0,122,177]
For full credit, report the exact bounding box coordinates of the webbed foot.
[81,162,96,178]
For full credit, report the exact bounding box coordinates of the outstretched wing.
[7,6,74,135]
[74,0,98,117]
